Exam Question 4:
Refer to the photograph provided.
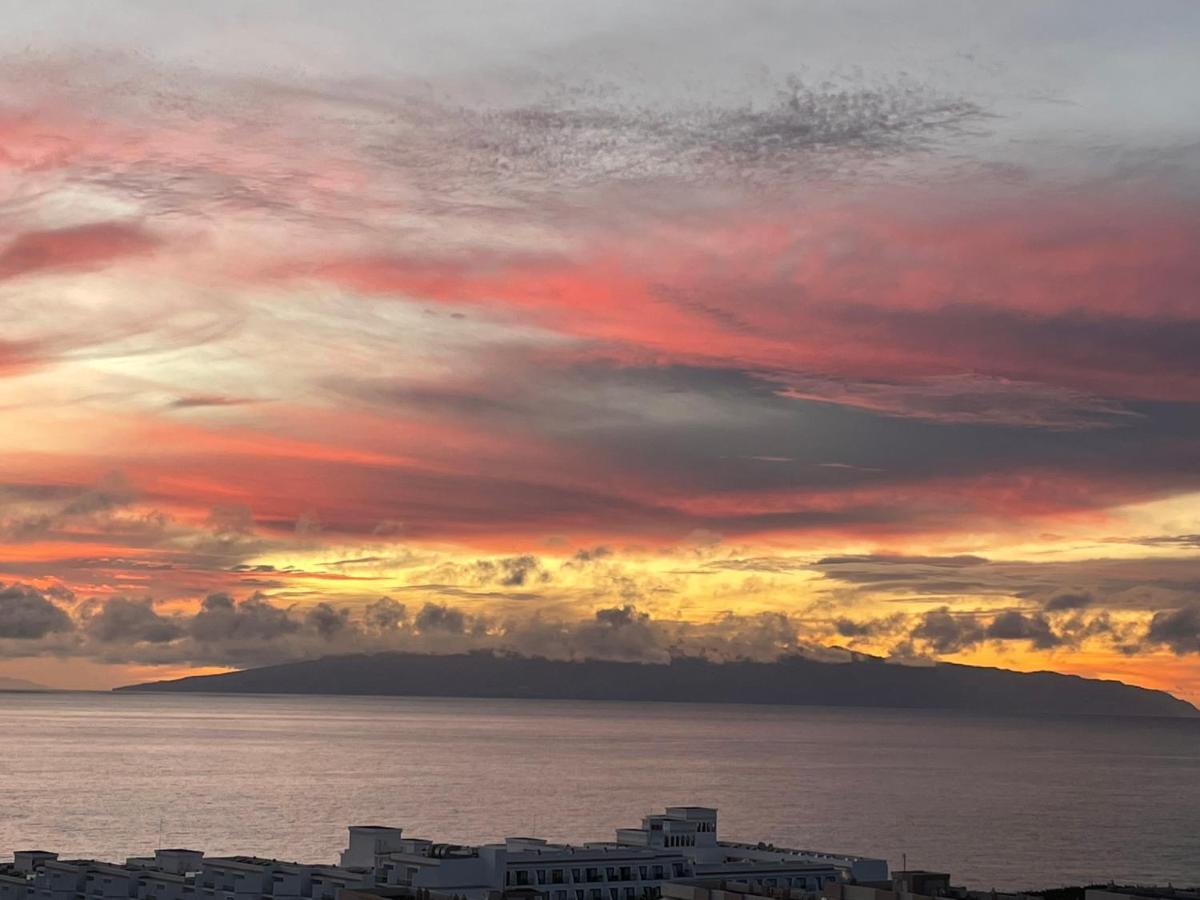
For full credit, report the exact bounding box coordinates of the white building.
[339,807,886,900]
[3,808,886,900]
[612,808,886,884]
[0,851,371,900]
[194,856,371,900]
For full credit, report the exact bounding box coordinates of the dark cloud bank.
[3,581,1197,670]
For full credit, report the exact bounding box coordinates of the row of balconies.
[538,886,663,900]
[506,864,688,889]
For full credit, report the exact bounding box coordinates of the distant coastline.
[116,651,1198,718]
[0,677,49,692]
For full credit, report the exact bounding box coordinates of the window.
[552,870,565,885]
[572,870,582,884]
[652,867,663,880]
[624,889,635,900]
[555,891,568,900]
[619,868,631,882]
[609,890,619,900]
[575,891,585,900]
[516,871,530,886]
[590,890,603,900]
[586,869,600,883]
[537,871,547,886]
[638,868,647,881]
[605,869,616,882]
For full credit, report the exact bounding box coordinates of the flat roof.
[203,856,297,869]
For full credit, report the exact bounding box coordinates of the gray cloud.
[169,394,261,410]
[324,358,1200,542]
[1145,603,1200,654]
[910,607,986,654]
[431,555,550,589]
[0,473,140,541]
[893,605,1132,656]
[442,73,984,189]
[305,602,350,639]
[985,610,1060,649]
[59,472,138,517]
[1058,610,1126,646]
[570,604,670,663]
[0,580,1182,674]
[702,611,805,662]
[1044,591,1093,611]
[566,546,613,566]
[84,597,181,644]
[815,553,1200,614]
[363,596,407,632]
[0,584,815,669]
[414,602,467,634]
[0,584,74,639]
[495,555,547,587]
[190,593,300,642]
[1125,534,1200,549]
[835,618,875,638]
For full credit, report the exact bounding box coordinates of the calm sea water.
[1,692,1197,891]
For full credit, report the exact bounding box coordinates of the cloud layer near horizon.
[1,1,1199,697]
[4,576,1197,676]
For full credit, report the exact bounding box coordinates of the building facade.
[2,808,888,900]
[341,808,885,900]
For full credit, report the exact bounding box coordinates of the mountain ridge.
[0,676,50,691]
[115,651,1198,718]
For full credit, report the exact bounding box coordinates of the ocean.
[1,692,1197,890]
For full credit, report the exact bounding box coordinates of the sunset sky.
[2,1,1200,699]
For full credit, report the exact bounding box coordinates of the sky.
[2,1,1200,698]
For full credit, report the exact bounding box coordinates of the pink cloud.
[0,222,159,281]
